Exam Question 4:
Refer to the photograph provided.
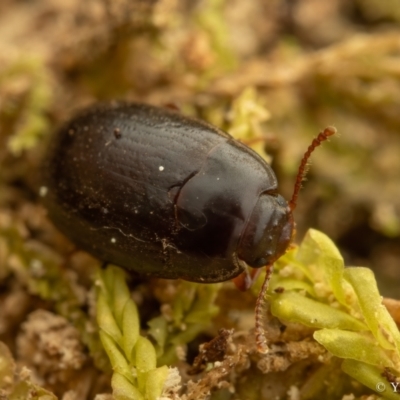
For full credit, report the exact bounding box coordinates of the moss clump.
[267,229,400,399]
[96,266,180,400]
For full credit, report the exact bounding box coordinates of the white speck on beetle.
[159,165,164,171]
[111,237,116,243]
[39,186,48,197]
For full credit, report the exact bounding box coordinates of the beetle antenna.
[289,126,337,211]
[254,263,274,354]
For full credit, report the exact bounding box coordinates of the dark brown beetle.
[41,102,335,353]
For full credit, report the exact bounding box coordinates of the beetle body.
[42,102,293,283]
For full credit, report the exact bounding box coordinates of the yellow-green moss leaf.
[145,366,169,400]
[270,278,316,296]
[121,299,140,360]
[342,360,400,400]
[184,283,220,323]
[271,291,367,330]
[296,229,348,306]
[97,291,122,343]
[112,373,144,400]
[314,329,395,368]
[135,336,157,392]
[110,267,131,327]
[99,331,133,382]
[344,267,400,352]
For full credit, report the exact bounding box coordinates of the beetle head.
[252,126,337,354]
[237,193,294,268]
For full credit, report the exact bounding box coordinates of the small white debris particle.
[30,259,44,276]
[175,345,186,361]
[287,385,300,400]
[111,238,116,243]
[39,186,48,197]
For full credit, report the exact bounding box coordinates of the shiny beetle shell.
[42,102,294,283]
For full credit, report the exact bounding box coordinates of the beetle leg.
[232,269,251,291]
[232,266,262,291]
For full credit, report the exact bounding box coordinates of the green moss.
[194,0,237,77]
[268,229,400,398]
[0,58,52,155]
[96,266,172,400]
[148,281,221,366]
[0,225,108,371]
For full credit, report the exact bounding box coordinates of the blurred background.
[1,0,399,296]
